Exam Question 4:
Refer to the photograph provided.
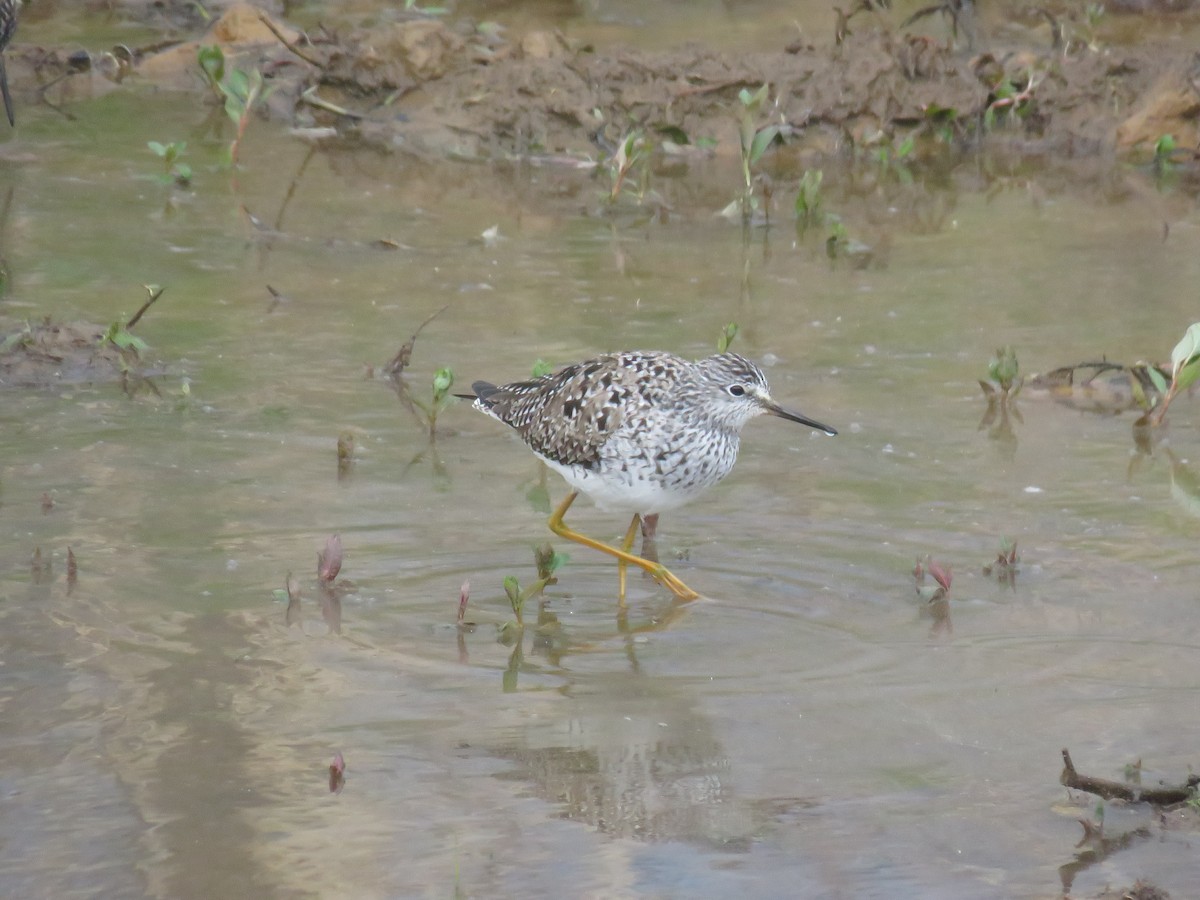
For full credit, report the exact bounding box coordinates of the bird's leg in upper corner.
[548,492,700,602]
[639,513,660,562]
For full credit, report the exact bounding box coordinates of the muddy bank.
[7,1,1200,170]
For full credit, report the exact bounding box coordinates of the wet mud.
[7,1,1200,167]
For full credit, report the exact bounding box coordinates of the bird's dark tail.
[454,381,497,405]
[0,59,12,127]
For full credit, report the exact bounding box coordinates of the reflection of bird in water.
[0,0,18,126]
[465,351,836,602]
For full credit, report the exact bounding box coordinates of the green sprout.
[197,45,275,167]
[606,130,651,203]
[1149,322,1200,426]
[531,359,553,378]
[1153,134,1177,179]
[147,141,192,187]
[735,83,783,222]
[502,544,567,627]
[794,169,824,227]
[408,366,456,438]
[100,320,148,355]
[984,346,1022,397]
[983,69,1041,132]
[717,322,739,354]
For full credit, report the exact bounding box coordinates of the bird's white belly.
[542,459,704,513]
[541,432,735,514]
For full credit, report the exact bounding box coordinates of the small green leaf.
[197,45,225,85]
[1146,365,1169,396]
[1176,358,1200,392]
[226,69,251,99]
[717,322,739,353]
[1169,322,1200,377]
[1154,133,1177,160]
[503,575,520,602]
[432,366,454,397]
[748,125,781,166]
[147,141,167,157]
[111,331,149,354]
[531,359,553,378]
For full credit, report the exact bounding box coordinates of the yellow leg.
[548,491,700,602]
[617,513,641,605]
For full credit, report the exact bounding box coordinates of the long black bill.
[765,402,838,436]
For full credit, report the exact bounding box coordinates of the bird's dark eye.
[727,384,746,397]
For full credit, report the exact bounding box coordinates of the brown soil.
[11,1,1200,165]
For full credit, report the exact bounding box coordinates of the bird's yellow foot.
[652,565,700,601]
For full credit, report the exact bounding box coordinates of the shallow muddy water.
[4,15,1200,900]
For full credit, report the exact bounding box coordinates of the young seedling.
[101,283,161,358]
[1153,134,1178,180]
[734,83,783,223]
[914,555,953,636]
[456,580,471,627]
[979,346,1022,399]
[913,555,953,603]
[1148,321,1200,426]
[404,366,456,439]
[716,322,738,353]
[317,533,343,584]
[147,141,193,187]
[983,68,1042,132]
[197,45,274,167]
[982,537,1019,586]
[503,575,525,626]
[794,169,824,228]
[606,130,650,202]
[502,544,567,628]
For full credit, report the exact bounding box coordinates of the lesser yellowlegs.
[464,351,836,602]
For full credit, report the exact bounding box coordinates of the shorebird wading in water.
[464,350,836,602]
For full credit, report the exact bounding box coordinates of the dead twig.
[126,286,165,330]
[257,12,324,68]
[383,305,448,377]
[1060,748,1199,805]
